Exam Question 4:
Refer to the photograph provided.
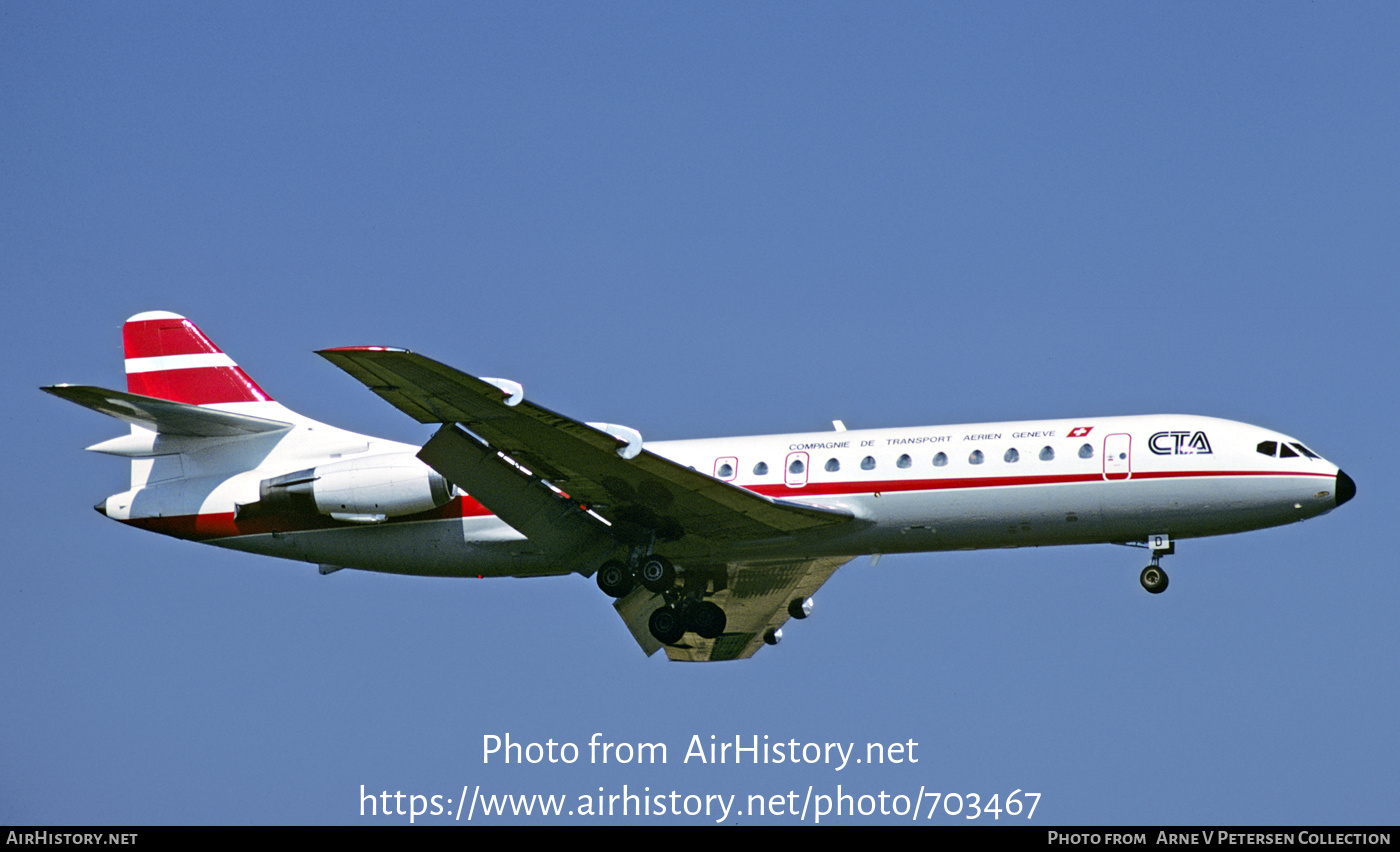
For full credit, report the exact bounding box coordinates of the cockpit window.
[1279,443,1299,458]
[1256,441,1278,457]
[1291,443,1320,459]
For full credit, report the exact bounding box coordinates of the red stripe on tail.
[123,312,272,404]
[124,314,224,358]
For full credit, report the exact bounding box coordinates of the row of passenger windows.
[1256,440,1319,459]
[726,443,1097,478]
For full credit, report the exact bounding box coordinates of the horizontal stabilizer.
[41,385,292,437]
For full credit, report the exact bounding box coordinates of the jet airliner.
[44,312,1356,661]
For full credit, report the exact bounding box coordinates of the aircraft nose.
[1334,470,1356,507]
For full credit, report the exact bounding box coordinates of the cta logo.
[1149,431,1213,455]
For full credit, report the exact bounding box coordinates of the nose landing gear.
[1139,534,1173,594]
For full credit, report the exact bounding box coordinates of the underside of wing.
[317,347,854,546]
[614,555,854,662]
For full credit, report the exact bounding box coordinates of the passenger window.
[717,463,734,478]
[1279,444,1299,458]
[861,456,876,470]
[1004,448,1019,463]
[969,450,984,465]
[897,454,912,468]
[1079,443,1094,459]
[933,452,948,467]
[1039,446,1054,461]
[825,458,840,472]
[1256,441,1277,457]
[788,459,805,475]
[753,462,769,476]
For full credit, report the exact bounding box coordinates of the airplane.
[43,311,1356,662]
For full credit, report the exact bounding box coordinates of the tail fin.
[123,311,272,405]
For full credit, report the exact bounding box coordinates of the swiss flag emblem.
[1067,426,1093,438]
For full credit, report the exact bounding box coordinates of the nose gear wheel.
[1140,563,1168,593]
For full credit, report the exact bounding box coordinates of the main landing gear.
[648,599,726,644]
[1139,534,1173,594]
[594,551,727,645]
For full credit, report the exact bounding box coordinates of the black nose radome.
[1335,470,1356,507]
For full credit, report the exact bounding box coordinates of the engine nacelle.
[311,454,452,518]
[249,453,452,523]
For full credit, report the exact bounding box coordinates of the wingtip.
[318,346,411,355]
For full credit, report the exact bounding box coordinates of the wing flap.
[418,423,612,554]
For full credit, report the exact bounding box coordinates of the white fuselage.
[101,411,1346,578]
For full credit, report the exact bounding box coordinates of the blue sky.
[3,2,1395,824]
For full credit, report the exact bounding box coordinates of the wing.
[614,555,853,662]
[317,347,855,548]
